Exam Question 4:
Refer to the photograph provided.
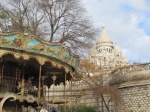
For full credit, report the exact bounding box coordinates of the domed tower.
[114,42,122,57]
[89,25,128,69]
[96,25,114,55]
[114,42,128,66]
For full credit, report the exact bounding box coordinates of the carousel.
[0,31,79,112]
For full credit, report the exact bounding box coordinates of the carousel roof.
[0,32,79,72]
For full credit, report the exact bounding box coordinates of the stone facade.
[114,67,150,112]
[119,84,150,112]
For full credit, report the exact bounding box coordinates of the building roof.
[97,25,112,43]
[0,32,79,69]
[114,42,122,53]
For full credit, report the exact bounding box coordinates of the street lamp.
[52,75,57,104]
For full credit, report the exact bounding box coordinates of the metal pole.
[64,73,66,112]
[53,79,54,103]
[20,63,25,102]
[71,78,73,112]
[48,87,50,111]
[0,60,2,84]
[52,75,57,104]
[41,76,46,105]
[38,65,42,112]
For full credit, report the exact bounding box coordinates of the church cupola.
[96,25,113,54]
[114,42,122,57]
[88,24,128,69]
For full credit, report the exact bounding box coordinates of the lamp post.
[52,75,57,104]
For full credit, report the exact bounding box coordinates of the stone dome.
[96,25,113,53]
[114,42,122,53]
[97,25,112,43]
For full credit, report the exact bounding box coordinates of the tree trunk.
[101,94,110,112]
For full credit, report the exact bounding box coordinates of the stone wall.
[117,83,150,112]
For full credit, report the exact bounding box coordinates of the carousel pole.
[52,75,57,104]
[20,63,25,102]
[48,86,50,111]
[71,77,73,112]
[0,60,2,84]
[38,65,42,112]
[41,76,47,106]
[64,73,66,112]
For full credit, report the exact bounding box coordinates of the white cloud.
[82,0,150,62]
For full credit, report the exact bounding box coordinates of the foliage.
[0,12,7,19]
[74,105,96,112]
[57,105,64,112]
[57,105,96,112]
[80,59,96,73]
[78,59,123,112]
[93,85,122,106]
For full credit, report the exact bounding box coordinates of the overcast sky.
[82,0,150,63]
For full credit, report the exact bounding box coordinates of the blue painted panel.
[50,52,59,58]
[62,51,70,61]
[48,46,59,57]
[72,58,78,67]
[50,45,61,50]
[28,39,39,45]
[5,35,18,40]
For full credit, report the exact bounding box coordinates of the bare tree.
[0,0,96,56]
[0,0,45,35]
[78,59,122,112]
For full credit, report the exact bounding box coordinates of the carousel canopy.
[0,32,79,86]
[0,32,79,73]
